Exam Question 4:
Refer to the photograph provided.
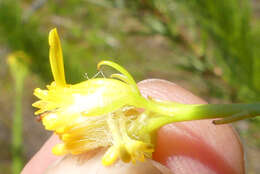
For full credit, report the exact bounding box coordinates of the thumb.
[138,79,244,174]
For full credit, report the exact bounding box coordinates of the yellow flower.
[33,28,169,165]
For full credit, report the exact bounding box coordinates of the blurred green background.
[0,0,260,173]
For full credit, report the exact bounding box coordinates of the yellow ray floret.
[49,28,66,87]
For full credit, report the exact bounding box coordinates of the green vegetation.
[7,52,28,174]
[0,0,259,173]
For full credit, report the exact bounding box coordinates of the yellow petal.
[52,143,67,155]
[33,88,48,99]
[49,28,66,87]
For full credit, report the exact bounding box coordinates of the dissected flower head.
[33,28,174,165]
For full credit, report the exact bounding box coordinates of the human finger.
[138,79,244,174]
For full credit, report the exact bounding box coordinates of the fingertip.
[138,79,244,174]
[21,134,61,174]
[138,79,207,104]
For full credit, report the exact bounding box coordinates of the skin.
[21,79,244,174]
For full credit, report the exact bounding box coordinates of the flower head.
[33,28,166,165]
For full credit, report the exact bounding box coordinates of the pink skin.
[21,79,244,174]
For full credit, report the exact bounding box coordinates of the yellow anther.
[102,146,119,166]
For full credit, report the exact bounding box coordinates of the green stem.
[12,81,24,174]
[145,101,260,133]
[7,52,28,174]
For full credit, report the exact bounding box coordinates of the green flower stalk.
[8,51,29,174]
[33,28,260,166]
